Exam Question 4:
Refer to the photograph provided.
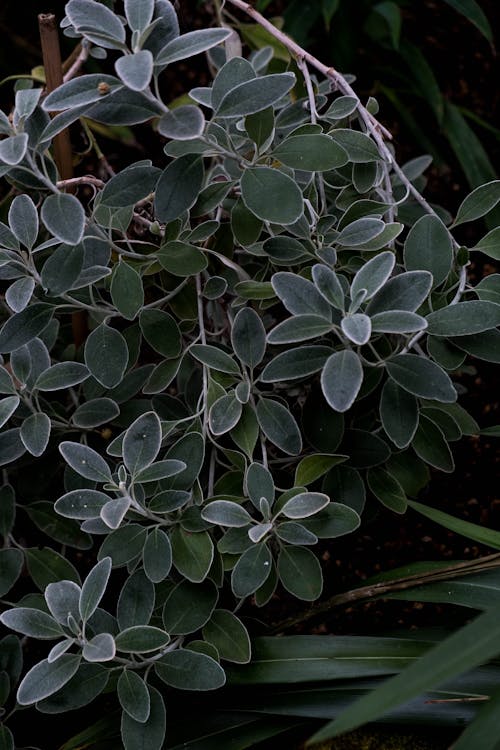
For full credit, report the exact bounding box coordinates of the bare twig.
[38,13,73,181]
[63,40,89,82]
[269,552,500,633]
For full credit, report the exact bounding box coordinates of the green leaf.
[367,467,407,513]
[231,307,266,369]
[217,73,295,117]
[472,227,500,259]
[156,28,231,66]
[272,272,332,319]
[0,133,28,165]
[20,412,51,457]
[171,526,214,583]
[272,134,347,171]
[321,351,363,413]
[240,167,303,225]
[385,354,456,403]
[190,344,241,375]
[230,404,259,458]
[72,398,120,428]
[41,194,85,245]
[341,314,371,345]
[202,500,252,528]
[110,261,144,320]
[451,687,500,750]
[278,545,323,601]
[5,277,35,313]
[41,243,85,297]
[281,492,329,519]
[231,542,272,598]
[0,395,19,429]
[245,106,274,149]
[123,411,161,476]
[25,547,80,590]
[452,329,500,362]
[426,301,500,336]
[408,499,500,549]
[76,636,114,665]
[309,607,500,742]
[100,164,160,207]
[121,686,165,750]
[84,324,128,388]
[155,649,226,690]
[155,154,204,222]
[117,569,154,629]
[0,548,24,597]
[370,310,427,334]
[34,362,89,391]
[209,393,243,436]
[158,240,207,276]
[442,0,493,43]
[336,218,386,247]
[162,579,218,635]
[475,274,500,305]
[366,271,432,315]
[232,199,264,246]
[267,314,333,344]
[17,655,81,706]
[115,626,170,653]
[59,442,112,483]
[79,557,112,623]
[312,265,345,311]
[66,1,126,47]
[351,254,395,305]
[0,304,53,354]
[55,489,110,520]
[404,215,453,288]
[203,610,251,664]
[118,670,150,723]
[115,50,153,91]
[261,346,331,383]
[294,454,347,486]
[8,195,38,250]
[256,397,302,455]
[379,379,418,449]
[142,528,172,583]
[139,309,182,358]
[158,105,205,140]
[412,414,454,472]
[329,129,383,162]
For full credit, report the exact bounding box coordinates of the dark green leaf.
[278,545,323,601]
[385,354,456,402]
[321,351,363,413]
[163,579,218,635]
[143,528,172,583]
[426,301,500,336]
[139,309,182,358]
[17,655,81,706]
[203,610,251,664]
[20,412,51,456]
[217,73,295,117]
[121,686,165,750]
[404,215,453,288]
[256,397,302,455]
[231,542,272,598]
[231,307,266,369]
[41,193,85,245]
[261,346,331,382]
[412,414,455,472]
[171,526,213,583]
[84,324,128,388]
[155,649,225,690]
[273,134,347,171]
[154,154,204,222]
[379,379,419,448]
[59,442,112,483]
[110,261,144,320]
[118,670,150,723]
[241,167,303,225]
[0,304,53,354]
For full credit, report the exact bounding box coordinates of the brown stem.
[269,552,500,633]
[38,13,73,181]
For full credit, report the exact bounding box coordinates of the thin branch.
[225,0,392,141]
[63,40,90,82]
[269,551,500,633]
